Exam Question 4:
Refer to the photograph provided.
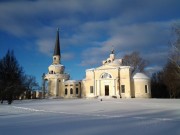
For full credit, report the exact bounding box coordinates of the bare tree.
[23,75,39,99]
[122,51,148,74]
[169,23,180,77]
[163,62,180,98]
[24,75,39,91]
[163,23,180,98]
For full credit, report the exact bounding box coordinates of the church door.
[105,85,109,96]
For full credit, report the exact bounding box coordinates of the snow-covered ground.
[0,98,180,135]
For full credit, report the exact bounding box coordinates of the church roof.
[53,28,61,56]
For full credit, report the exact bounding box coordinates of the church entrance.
[105,85,109,96]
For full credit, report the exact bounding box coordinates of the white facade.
[44,30,151,99]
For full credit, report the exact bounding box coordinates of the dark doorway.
[105,85,109,96]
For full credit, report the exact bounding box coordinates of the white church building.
[44,29,151,99]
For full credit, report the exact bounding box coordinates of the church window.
[70,88,73,94]
[65,88,68,95]
[108,60,111,63]
[70,84,73,86]
[90,86,93,93]
[76,88,78,95]
[101,73,112,79]
[65,85,68,87]
[145,85,148,93]
[121,85,125,93]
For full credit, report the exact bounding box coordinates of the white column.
[96,80,99,96]
[47,80,50,97]
[54,78,58,96]
[96,80,97,96]
[99,80,101,96]
[94,80,96,96]
[114,79,116,95]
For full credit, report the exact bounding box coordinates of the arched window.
[101,73,112,79]
[70,88,73,94]
[65,88,68,95]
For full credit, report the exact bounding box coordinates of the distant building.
[19,90,43,99]
[44,29,151,98]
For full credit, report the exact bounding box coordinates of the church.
[44,29,151,99]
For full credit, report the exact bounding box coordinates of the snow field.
[0,98,180,135]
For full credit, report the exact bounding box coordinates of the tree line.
[151,23,180,98]
[123,23,180,98]
[0,50,39,104]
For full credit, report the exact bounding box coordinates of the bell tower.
[53,28,61,64]
[45,28,70,98]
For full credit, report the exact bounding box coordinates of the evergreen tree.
[0,50,26,104]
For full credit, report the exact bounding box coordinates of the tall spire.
[53,28,61,56]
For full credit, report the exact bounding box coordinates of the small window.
[65,88,68,95]
[70,88,73,94]
[54,57,56,60]
[90,86,93,93]
[121,85,125,93]
[145,85,148,93]
[70,84,73,86]
[76,88,78,95]
[65,85,68,87]
[76,84,79,86]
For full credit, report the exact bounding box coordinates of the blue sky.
[0,0,180,86]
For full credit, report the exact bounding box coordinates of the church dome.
[48,64,65,74]
[133,73,150,80]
